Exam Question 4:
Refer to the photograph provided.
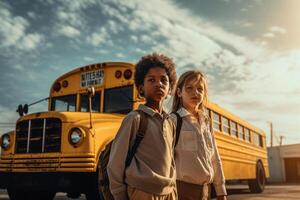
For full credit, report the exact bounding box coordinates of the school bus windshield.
[103,85,133,114]
[50,85,133,114]
[51,94,76,112]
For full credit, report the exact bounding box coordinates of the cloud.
[27,11,37,19]
[263,32,275,38]
[19,33,43,50]
[56,10,84,27]
[0,105,18,134]
[241,22,253,27]
[0,2,44,51]
[108,0,263,94]
[87,27,109,46]
[270,26,287,34]
[130,35,138,43]
[262,26,287,40]
[1,0,299,144]
[57,25,81,38]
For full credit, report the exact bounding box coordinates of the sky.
[0,0,300,146]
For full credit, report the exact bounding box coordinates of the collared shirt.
[107,104,176,200]
[171,107,227,196]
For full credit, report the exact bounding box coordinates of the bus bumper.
[0,172,96,192]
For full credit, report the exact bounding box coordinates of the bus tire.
[7,187,56,200]
[248,161,266,193]
[85,166,104,200]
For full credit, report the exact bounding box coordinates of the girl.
[172,70,227,200]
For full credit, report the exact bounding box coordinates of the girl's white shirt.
[171,107,227,196]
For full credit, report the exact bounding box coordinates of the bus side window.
[230,120,238,137]
[253,132,263,147]
[213,112,221,131]
[237,124,244,140]
[244,128,250,142]
[222,116,230,134]
[253,132,261,146]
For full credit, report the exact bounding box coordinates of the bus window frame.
[221,116,230,135]
[237,124,244,140]
[230,120,238,137]
[51,94,77,112]
[213,111,221,131]
[79,91,101,112]
[103,85,134,114]
[244,128,251,142]
[253,131,263,147]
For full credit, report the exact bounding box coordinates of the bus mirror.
[87,86,95,97]
[16,104,29,116]
[23,104,28,114]
[16,104,23,116]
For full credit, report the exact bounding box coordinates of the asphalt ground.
[1,184,300,200]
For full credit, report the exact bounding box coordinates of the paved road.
[223,184,300,200]
[1,184,300,200]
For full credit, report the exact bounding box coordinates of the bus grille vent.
[15,118,62,153]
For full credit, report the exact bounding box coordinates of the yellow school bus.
[206,101,269,193]
[0,61,268,199]
[0,62,142,200]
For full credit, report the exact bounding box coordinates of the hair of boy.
[172,70,208,113]
[134,53,177,97]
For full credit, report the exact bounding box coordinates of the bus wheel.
[248,161,266,193]
[7,188,56,200]
[85,171,104,200]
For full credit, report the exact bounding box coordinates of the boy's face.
[140,67,170,104]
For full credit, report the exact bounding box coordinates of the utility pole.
[267,121,273,147]
[279,136,285,146]
[270,122,273,147]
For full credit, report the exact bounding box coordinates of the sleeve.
[107,112,139,200]
[210,126,227,196]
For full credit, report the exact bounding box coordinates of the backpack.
[173,112,182,147]
[98,110,148,200]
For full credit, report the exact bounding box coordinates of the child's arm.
[210,128,227,197]
[107,112,139,200]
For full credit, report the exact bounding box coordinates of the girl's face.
[140,67,170,104]
[178,77,205,111]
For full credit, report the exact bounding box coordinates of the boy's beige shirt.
[171,107,227,196]
[107,104,176,200]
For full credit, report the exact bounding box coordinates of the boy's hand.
[217,195,227,200]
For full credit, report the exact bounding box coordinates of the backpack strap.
[125,110,148,168]
[173,112,182,147]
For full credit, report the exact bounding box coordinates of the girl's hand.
[217,195,227,200]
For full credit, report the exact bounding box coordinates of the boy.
[107,53,177,200]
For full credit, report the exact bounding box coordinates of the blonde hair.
[172,70,208,113]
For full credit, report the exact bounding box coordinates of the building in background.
[268,144,300,183]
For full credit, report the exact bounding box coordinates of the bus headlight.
[68,128,84,147]
[1,134,11,149]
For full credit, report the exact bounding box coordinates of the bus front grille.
[15,118,62,153]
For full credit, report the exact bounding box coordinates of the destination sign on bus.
[80,70,104,88]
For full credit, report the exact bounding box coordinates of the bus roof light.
[53,82,61,92]
[115,70,122,79]
[124,69,132,80]
[62,80,68,88]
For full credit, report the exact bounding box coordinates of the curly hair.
[134,53,177,93]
